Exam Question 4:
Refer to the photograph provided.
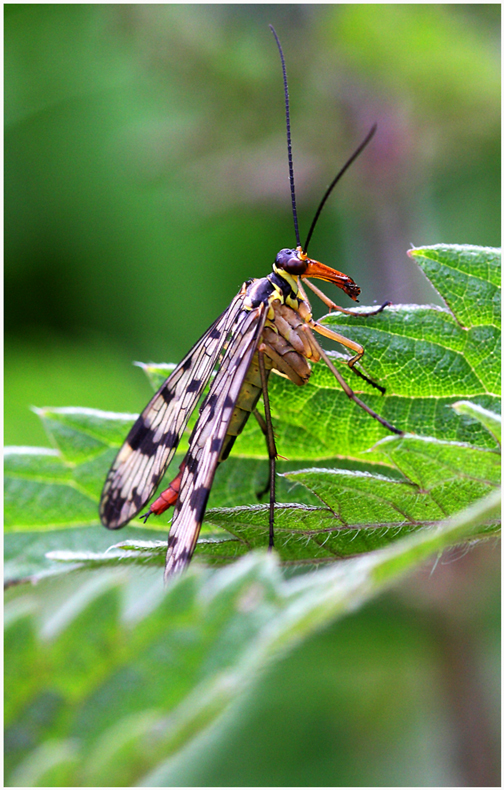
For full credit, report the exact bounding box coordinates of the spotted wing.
[164,302,267,577]
[100,293,245,528]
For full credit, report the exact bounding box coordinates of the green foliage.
[5,5,500,451]
[4,244,501,785]
[5,6,501,781]
[333,5,500,113]
[5,244,500,582]
[4,487,500,786]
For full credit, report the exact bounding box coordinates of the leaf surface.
[5,487,500,787]
[4,245,501,582]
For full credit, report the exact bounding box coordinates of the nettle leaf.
[4,486,500,787]
[409,244,500,330]
[5,447,100,531]
[4,244,500,583]
[452,399,501,445]
[193,430,500,565]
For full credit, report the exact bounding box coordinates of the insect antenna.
[304,123,377,254]
[269,24,301,248]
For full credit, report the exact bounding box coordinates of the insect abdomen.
[219,352,272,462]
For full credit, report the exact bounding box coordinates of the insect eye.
[275,248,307,275]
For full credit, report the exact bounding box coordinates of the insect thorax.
[242,266,318,387]
[244,265,300,309]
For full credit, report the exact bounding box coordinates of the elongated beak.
[302,258,361,301]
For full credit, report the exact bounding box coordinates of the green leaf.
[4,245,501,583]
[19,421,499,575]
[5,486,500,787]
[135,361,177,392]
[451,399,501,444]
[306,244,501,460]
[198,432,500,563]
[34,406,138,459]
[5,447,100,531]
[4,526,176,582]
[408,244,501,329]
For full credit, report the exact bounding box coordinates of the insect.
[100,26,401,579]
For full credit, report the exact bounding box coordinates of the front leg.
[309,320,385,394]
[305,327,402,435]
[303,277,390,316]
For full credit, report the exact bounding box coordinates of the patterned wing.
[164,302,267,576]
[100,293,245,528]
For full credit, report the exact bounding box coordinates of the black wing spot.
[160,388,174,405]
[211,437,221,453]
[132,488,143,508]
[205,392,218,422]
[129,426,178,457]
[161,430,178,448]
[127,419,153,452]
[184,450,195,470]
[190,486,210,513]
[186,379,201,393]
[102,491,126,523]
[177,548,190,563]
[132,428,161,456]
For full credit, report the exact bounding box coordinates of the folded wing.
[100,293,244,528]
[164,303,267,576]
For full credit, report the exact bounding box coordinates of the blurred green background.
[5,3,500,447]
[5,5,500,786]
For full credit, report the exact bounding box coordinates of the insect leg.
[304,277,390,317]
[252,408,271,500]
[307,328,402,435]
[310,320,386,394]
[258,349,277,549]
[253,407,268,435]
